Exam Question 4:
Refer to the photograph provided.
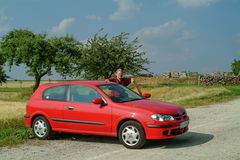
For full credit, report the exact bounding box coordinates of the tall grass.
[0,117,32,147]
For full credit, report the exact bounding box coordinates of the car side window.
[43,85,67,101]
[70,85,102,103]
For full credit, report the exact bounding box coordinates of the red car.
[24,81,189,149]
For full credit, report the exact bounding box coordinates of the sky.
[0,0,240,80]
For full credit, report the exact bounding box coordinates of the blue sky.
[0,0,240,80]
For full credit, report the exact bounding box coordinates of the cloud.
[109,0,140,21]
[86,15,102,21]
[0,12,10,34]
[134,19,194,43]
[51,17,75,34]
[176,0,217,8]
[134,19,195,72]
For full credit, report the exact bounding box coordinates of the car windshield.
[98,83,143,103]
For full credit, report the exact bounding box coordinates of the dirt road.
[1,99,240,160]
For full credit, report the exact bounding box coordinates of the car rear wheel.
[118,121,146,149]
[32,116,51,139]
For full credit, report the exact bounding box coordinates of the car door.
[41,85,68,129]
[62,84,112,134]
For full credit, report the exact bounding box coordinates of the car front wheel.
[32,116,51,139]
[118,121,146,149]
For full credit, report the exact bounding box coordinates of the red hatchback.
[24,81,189,149]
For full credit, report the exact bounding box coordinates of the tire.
[32,116,52,140]
[118,120,146,149]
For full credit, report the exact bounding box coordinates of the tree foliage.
[0,66,7,84]
[0,29,56,90]
[0,47,7,83]
[49,36,83,79]
[72,32,149,79]
[232,59,240,75]
[0,29,150,89]
[0,29,81,90]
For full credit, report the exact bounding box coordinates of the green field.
[1,79,240,147]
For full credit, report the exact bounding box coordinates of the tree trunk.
[33,70,49,92]
[33,76,41,92]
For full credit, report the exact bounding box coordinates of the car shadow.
[145,131,214,149]
[51,132,120,145]
[50,131,214,149]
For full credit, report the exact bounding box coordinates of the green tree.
[49,36,83,79]
[0,48,7,84]
[0,29,56,91]
[232,59,240,75]
[0,29,82,90]
[77,32,149,79]
[0,66,7,84]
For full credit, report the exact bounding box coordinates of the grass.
[0,117,32,147]
[0,84,34,147]
[0,98,31,147]
[0,87,33,102]
[135,83,240,108]
[178,85,240,107]
[0,80,59,88]
[0,101,26,119]
[1,79,240,147]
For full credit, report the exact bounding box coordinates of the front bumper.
[144,118,189,140]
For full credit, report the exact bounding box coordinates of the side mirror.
[143,93,151,99]
[92,98,104,105]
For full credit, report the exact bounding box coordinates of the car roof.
[40,80,112,88]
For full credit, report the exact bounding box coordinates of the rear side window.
[43,85,67,101]
[70,85,102,103]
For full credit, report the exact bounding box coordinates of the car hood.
[121,99,185,115]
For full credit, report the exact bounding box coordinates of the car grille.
[162,127,188,136]
[170,127,188,136]
[173,111,187,121]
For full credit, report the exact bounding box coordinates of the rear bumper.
[24,114,31,128]
[24,114,30,118]
[145,119,189,140]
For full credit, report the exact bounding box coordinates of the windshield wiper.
[118,98,143,103]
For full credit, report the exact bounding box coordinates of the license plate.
[180,120,189,128]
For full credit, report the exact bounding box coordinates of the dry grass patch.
[0,92,19,101]
[0,101,26,119]
[0,80,60,88]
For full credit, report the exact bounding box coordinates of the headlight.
[151,114,174,121]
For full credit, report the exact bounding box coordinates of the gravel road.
[1,99,240,160]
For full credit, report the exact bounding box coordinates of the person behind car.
[106,69,142,95]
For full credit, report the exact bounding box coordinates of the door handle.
[67,106,75,110]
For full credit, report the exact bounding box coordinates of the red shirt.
[108,77,131,86]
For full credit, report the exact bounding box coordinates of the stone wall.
[199,75,240,85]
